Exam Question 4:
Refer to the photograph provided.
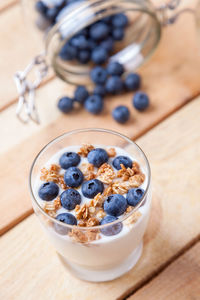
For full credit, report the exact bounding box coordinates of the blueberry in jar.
[104,194,127,217]
[107,62,124,76]
[89,22,110,41]
[82,179,104,198]
[112,105,130,124]
[87,148,108,167]
[64,167,84,188]
[59,42,77,60]
[91,47,108,65]
[59,152,80,169]
[60,189,81,210]
[100,215,123,236]
[111,13,129,28]
[112,155,132,170]
[38,182,59,201]
[84,95,104,115]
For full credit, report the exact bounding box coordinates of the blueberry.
[124,73,141,91]
[82,179,104,198]
[100,37,114,53]
[104,194,127,216]
[112,155,132,170]
[105,76,124,94]
[35,1,47,15]
[90,66,107,85]
[77,49,91,64]
[38,182,59,201]
[102,16,112,24]
[88,39,98,50]
[112,27,124,41]
[91,47,108,65]
[107,62,124,76]
[89,22,110,41]
[64,167,84,187]
[126,188,145,207]
[70,35,89,50]
[59,152,80,169]
[100,215,123,236]
[55,213,77,235]
[87,148,108,167]
[74,85,89,104]
[112,105,130,124]
[111,13,129,28]
[60,189,81,210]
[59,42,77,60]
[133,92,150,111]
[57,97,74,113]
[84,95,104,114]
[93,85,106,97]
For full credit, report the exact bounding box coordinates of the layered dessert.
[34,143,151,281]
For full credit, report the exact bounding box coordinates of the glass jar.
[30,128,151,282]
[16,0,196,122]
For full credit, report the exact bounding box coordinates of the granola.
[78,144,94,157]
[40,164,68,190]
[97,163,115,184]
[43,196,61,217]
[107,148,116,157]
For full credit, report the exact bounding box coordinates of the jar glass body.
[22,0,161,86]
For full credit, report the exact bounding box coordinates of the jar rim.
[29,128,151,231]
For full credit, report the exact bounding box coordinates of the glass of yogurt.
[30,128,151,282]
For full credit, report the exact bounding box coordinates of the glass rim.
[29,128,151,230]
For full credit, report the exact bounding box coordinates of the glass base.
[58,242,143,282]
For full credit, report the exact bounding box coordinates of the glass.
[30,128,152,282]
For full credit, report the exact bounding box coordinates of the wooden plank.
[0,0,18,13]
[0,4,44,111]
[0,98,200,299]
[128,242,200,300]
[0,1,200,111]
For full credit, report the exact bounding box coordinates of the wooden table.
[0,1,200,299]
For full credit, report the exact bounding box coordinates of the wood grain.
[128,242,200,300]
[0,98,200,299]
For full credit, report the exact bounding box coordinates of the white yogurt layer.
[33,145,151,271]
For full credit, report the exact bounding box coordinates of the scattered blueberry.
[124,73,141,91]
[64,167,84,187]
[54,213,77,235]
[91,47,108,65]
[89,22,110,41]
[77,49,91,64]
[126,188,145,207]
[59,42,77,60]
[100,215,123,236]
[38,182,59,201]
[112,155,132,170]
[93,85,106,97]
[35,1,47,15]
[112,13,129,28]
[105,76,124,94]
[107,61,124,76]
[104,194,127,217]
[74,85,89,104]
[87,148,108,167]
[60,189,81,210]
[100,37,114,53]
[112,27,124,41]
[84,95,104,114]
[57,96,74,113]
[59,152,80,169]
[133,92,150,111]
[90,66,107,85]
[82,179,104,198]
[112,105,130,124]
